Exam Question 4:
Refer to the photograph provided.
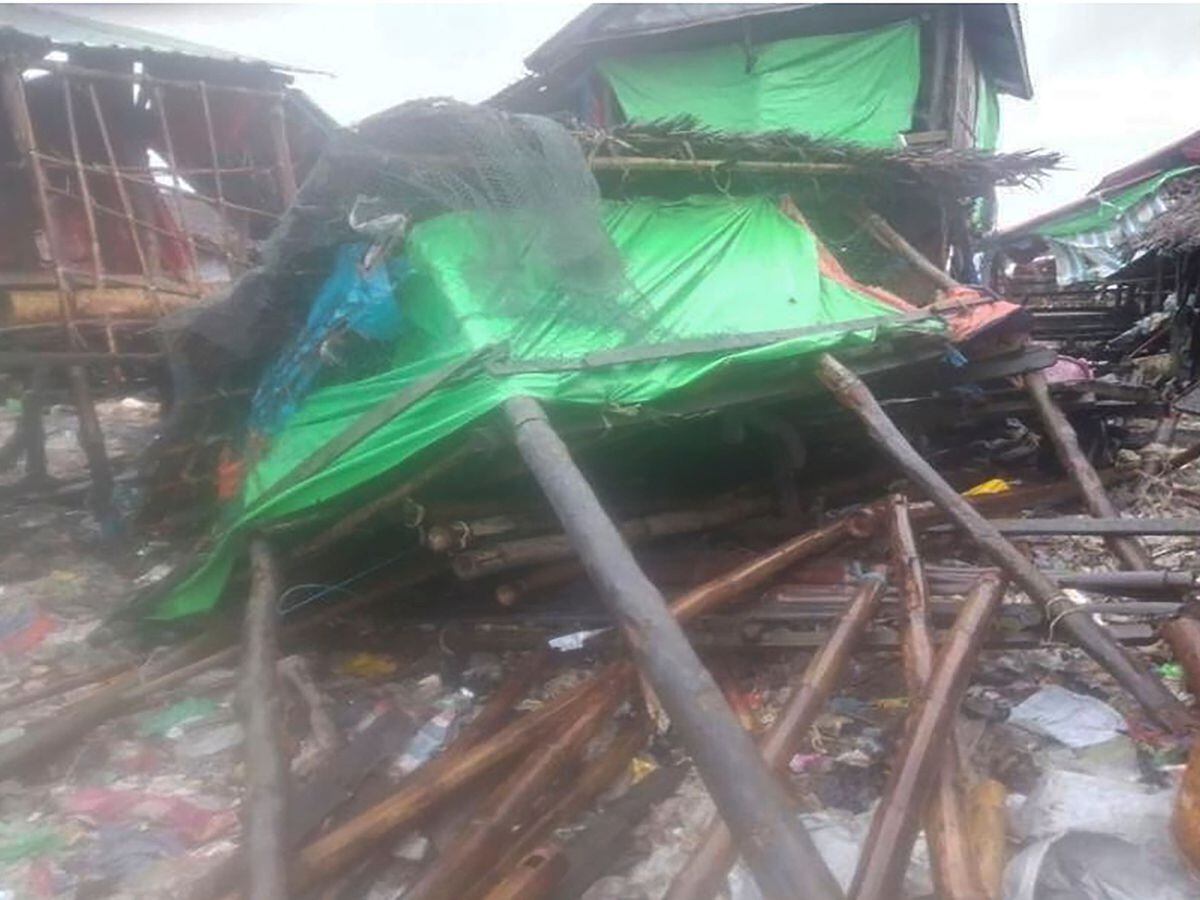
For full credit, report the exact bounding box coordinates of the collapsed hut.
[12,5,1200,900]
[987,129,1200,366]
[0,6,332,523]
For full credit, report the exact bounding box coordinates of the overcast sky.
[74,3,1200,230]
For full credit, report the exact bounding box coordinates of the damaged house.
[7,5,1200,900]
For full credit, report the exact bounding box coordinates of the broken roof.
[513,3,1032,101]
[0,4,310,73]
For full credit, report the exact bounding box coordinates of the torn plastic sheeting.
[729,807,932,899]
[1005,768,1198,899]
[154,194,944,620]
[1007,684,1125,748]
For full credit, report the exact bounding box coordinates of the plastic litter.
[1007,684,1125,748]
[136,698,218,738]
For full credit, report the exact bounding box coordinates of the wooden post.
[20,365,48,484]
[890,496,982,899]
[241,538,288,900]
[818,353,1193,732]
[87,83,165,313]
[151,84,200,285]
[61,76,104,288]
[1025,370,1155,570]
[665,574,886,900]
[198,82,240,277]
[269,100,297,206]
[403,677,625,900]
[850,575,1008,900]
[67,365,115,527]
[504,396,842,899]
[854,207,958,295]
[0,57,77,341]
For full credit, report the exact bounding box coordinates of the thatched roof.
[1136,173,1200,252]
[575,119,1060,200]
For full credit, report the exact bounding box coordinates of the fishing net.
[357,98,642,338]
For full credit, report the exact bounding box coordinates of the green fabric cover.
[155,195,941,619]
[1035,167,1197,239]
[597,20,921,147]
[975,71,1000,152]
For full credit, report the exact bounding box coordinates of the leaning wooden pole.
[503,396,843,900]
[1025,369,1154,570]
[817,354,1193,732]
[889,495,982,899]
[850,575,1008,900]
[241,538,288,900]
[665,573,887,900]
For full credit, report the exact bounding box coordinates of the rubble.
[6,4,1200,900]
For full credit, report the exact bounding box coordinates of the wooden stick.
[890,496,982,900]
[284,513,858,893]
[197,82,239,276]
[850,575,1008,900]
[67,365,116,527]
[151,84,200,286]
[504,395,842,900]
[966,779,1008,900]
[241,538,288,900]
[928,517,1200,536]
[452,495,771,579]
[404,678,626,900]
[1163,614,1200,702]
[853,207,958,294]
[589,156,853,176]
[269,101,298,205]
[818,352,1193,732]
[1026,370,1154,570]
[479,843,568,900]
[665,575,886,900]
[482,718,647,893]
[60,77,104,288]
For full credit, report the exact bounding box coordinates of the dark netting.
[357,98,643,337]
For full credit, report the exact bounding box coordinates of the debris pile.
[4,5,1200,900]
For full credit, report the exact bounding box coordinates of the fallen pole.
[928,517,1200,537]
[818,353,1193,732]
[404,676,626,900]
[451,494,771,579]
[850,575,1008,900]
[1026,370,1154,570]
[890,496,981,900]
[1163,613,1200,702]
[503,396,842,900]
[284,507,857,894]
[479,843,568,900]
[665,574,887,900]
[241,539,288,900]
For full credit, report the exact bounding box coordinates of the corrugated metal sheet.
[0,4,307,71]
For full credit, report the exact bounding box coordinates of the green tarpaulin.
[597,20,922,147]
[155,194,942,619]
[1022,166,1198,284]
[975,72,1000,152]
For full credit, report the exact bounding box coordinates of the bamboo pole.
[0,57,77,342]
[818,353,1192,732]
[269,100,298,205]
[87,82,165,311]
[853,207,958,294]
[966,779,1008,899]
[241,539,288,900]
[849,575,1008,900]
[1025,370,1155,570]
[403,678,625,900]
[1163,614,1200,702]
[283,512,858,894]
[664,575,886,900]
[197,82,239,276]
[151,85,200,286]
[504,395,842,900]
[478,843,567,900]
[481,718,647,893]
[452,495,772,579]
[889,495,982,899]
[60,77,104,288]
[67,364,115,527]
